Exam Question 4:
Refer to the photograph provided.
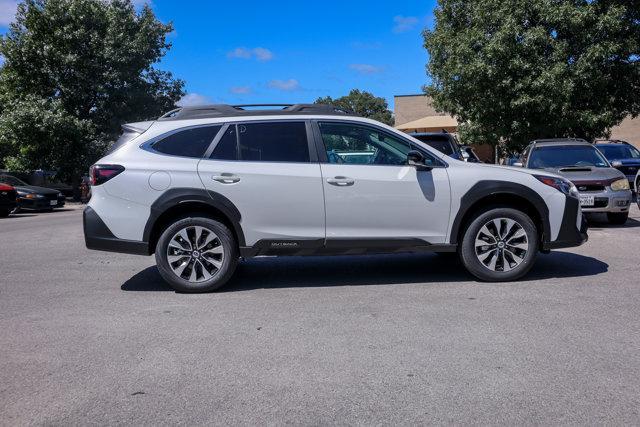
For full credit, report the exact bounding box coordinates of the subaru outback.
[84,104,587,292]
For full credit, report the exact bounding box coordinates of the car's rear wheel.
[607,212,628,225]
[460,208,538,282]
[155,216,238,292]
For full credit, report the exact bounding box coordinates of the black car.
[594,140,640,190]
[0,182,17,217]
[409,132,465,160]
[0,174,65,211]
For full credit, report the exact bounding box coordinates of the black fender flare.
[143,187,245,247]
[449,181,551,244]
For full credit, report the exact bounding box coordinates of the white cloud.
[177,93,212,107]
[349,63,384,74]
[227,47,274,62]
[230,86,252,94]
[268,79,300,91]
[0,0,18,27]
[393,15,419,33]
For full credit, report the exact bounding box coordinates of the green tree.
[315,89,394,126]
[0,0,184,182]
[423,0,640,154]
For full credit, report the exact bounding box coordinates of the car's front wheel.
[459,208,538,282]
[155,216,238,292]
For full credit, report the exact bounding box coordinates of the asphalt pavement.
[1,203,639,425]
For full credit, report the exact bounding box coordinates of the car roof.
[157,103,354,121]
[532,138,591,147]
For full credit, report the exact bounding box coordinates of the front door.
[316,121,451,244]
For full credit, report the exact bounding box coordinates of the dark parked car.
[408,132,465,160]
[0,182,17,217]
[594,140,640,191]
[515,139,632,224]
[0,174,65,211]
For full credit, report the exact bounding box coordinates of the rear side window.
[238,122,309,162]
[152,125,221,158]
[210,126,237,160]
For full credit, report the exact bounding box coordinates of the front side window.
[528,145,610,169]
[237,122,309,162]
[319,122,412,165]
[152,125,222,158]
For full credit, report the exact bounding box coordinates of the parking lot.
[1,203,639,424]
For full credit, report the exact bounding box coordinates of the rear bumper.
[543,196,588,250]
[83,206,150,255]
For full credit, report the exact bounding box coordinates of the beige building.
[394,94,640,160]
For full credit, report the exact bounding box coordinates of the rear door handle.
[212,173,240,184]
[327,176,355,186]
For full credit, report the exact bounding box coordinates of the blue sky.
[0,0,438,111]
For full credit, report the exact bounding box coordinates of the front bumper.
[543,195,588,250]
[83,206,150,255]
[579,188,632,214]
[17,196,65,210]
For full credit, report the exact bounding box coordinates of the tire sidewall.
[155,216,238,292]
[460,208,539,282]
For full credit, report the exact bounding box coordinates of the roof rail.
[593,139,631,145]
[157,103,354,121]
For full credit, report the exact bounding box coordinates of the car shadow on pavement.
[120,251,608,293]
[585,213,640,229]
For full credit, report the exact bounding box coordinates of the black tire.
[155,216,238,293]
[607,212,628,225]
[0,209,9,217]
[459,207,539,282]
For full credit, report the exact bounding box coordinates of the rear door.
[197,120,325,246]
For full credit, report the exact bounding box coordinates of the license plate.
[50,200,57,206]
[579,195,594,207]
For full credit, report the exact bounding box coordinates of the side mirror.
[407,150,432,171]
[461,151,470,161]
[611,160,622,167]
[512,161,524,167]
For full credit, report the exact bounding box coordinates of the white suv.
[84,104,588,292]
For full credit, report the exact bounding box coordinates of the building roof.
[395,115,458,131]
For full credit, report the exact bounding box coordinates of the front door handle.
[212,173,240,184]
[327,176,355,186]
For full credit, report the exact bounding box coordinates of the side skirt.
[239,238,457,258]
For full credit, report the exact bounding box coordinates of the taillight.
[0,183,14,191]
[90,164,125,185]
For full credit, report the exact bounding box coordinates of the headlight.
[534,175,579,197]
[610,178,630,191]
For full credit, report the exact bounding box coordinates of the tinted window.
[237,122,309,162]
[319,122,412,165]
[0,175,26,186]
[528,145,609,168]
[412,135,455,156]
[596,144,640,160]
[210,126,238,160]
[152,125,221,158]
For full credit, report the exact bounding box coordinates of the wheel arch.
[143,188,245,254]
[449,181,551,246]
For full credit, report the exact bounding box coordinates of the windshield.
[528,145,609,169]
[596,144,640,160]
[0,175,27,186]
[412,135,455,156]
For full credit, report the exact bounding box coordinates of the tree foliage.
[0,0,184,181]
[315,89,394,126]
[424,0,640,153]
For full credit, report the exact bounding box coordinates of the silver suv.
[516,139,632,224]
[83,104,587,292]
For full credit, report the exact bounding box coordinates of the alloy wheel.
[474,218,529,272]
[166,225,224,282]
